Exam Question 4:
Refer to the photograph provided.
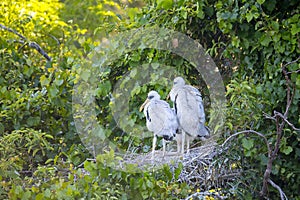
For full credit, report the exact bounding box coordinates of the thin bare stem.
[0,23,52,61]
[260,57,299,198]
[0,23,26,40]
[185,191,227,200]
[274,111,300,131]
[268,179,288,200]
[282,56,300,68]
[221,130,271,158]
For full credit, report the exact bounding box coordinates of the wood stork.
[139,91,179,159]
[169,77,210,154]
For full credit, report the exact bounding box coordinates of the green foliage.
[0,0,85,150]
[2,150,190,199]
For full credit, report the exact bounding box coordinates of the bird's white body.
[140,91,178,159]
[169,77,210,154]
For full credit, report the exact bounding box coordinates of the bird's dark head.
[139,91,160,112]
[173,77,185,87]
[147,91,160,100]
[197,126,211,140]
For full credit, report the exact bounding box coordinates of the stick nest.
[119,141,242,191]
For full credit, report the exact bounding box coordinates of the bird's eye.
[174,81,177,84]
[148,95,154,99]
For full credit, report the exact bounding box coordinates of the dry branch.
[184,191,227,200]
[268,179,288,200]
[0,23,52,61]
[260,57,300,198]
[221,130,271,158]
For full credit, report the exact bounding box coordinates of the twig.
[274,111,300,131]
[221,130,271,158]
[281,66,294,118]
[282,56,300,68]
[268,179,288,200]
[0,23,52,61]
[260,58,299,198]
[185,191,227,200]
[263,112,275,121]
[263,112,300,131]
[0,23,26,40]
[29,42,52,61]
[286,69,300,74]
[76,158,96,168]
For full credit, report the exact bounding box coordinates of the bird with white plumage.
[169,77,210,154]
[139,91,179,159]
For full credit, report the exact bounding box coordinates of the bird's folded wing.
[175,87,206,136]
[147,100,177,134]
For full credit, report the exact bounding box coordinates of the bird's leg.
[187,136,190,154]
[152,135,157,160]
[177,137,181,154]
[181,131,185,154]
[162,139,166,158]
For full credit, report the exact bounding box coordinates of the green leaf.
[32,148,40,157]
[157,0,173,9]
[146,179,154,189]
[40,75,50,86]
[181,10,188,20]
[246,12,254,22]
[271,21,279,31]
[281,146,293,155]
[242,138,254,150]
[151,63,159,70]
[259,154,268,166]
[260,34,271,46]
[291,24,300,35]
[81,69,91,82]
[95,81,111,97]
[27,116,41,126]
[130,68,137,78]
[0,122,4,134]
[163,165,173,181]
[296,76,300,89]
[256,85,264,95]
[257,0,265,5]
[44,188,51,198]
[23,66,34,77]
[35,193,44,200]
[197,10,204,19]
[54,78,64,86]
[174,162,183,179]
[49,85,59,97]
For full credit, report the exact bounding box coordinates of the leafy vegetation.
[0,0,299,199]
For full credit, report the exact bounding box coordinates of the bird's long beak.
[139,98,150,112]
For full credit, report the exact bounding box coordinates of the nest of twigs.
[119,140,242,193]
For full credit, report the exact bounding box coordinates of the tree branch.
[274,111,300,131]
[282,56,300,68]
[268,179,288,200]
[0,23,52,61]
[0,23,26,40]
[221,130,271,158]
[260,57,299,198]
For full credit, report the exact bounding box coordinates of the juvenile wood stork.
[139,91,179,159]
[169,77,210,154]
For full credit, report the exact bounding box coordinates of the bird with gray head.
[168,77,210,154]
[139,91,179,159]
